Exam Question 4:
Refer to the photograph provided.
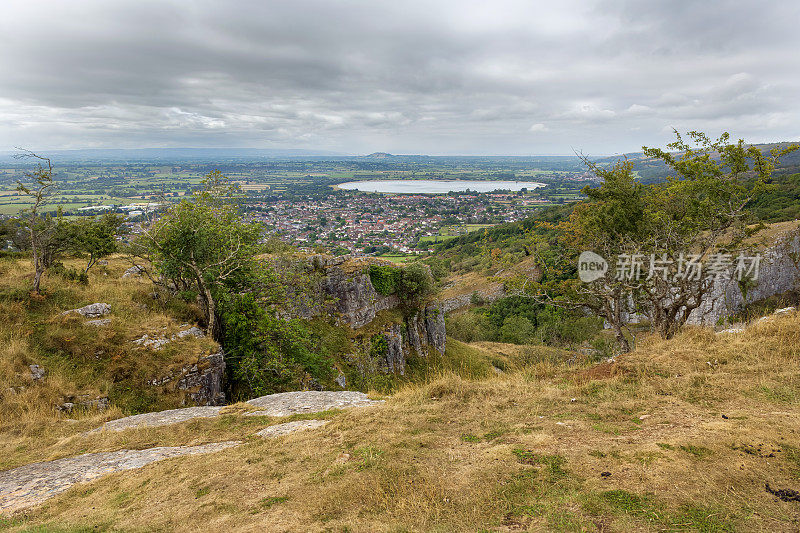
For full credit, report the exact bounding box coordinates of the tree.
[73,213,125,272]
[14,151,71,294]
[523,131,797,350]
[134,171,263,340]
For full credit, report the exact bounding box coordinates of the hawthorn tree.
[521,131,797,350]
[134,171,262,340]
[73,213,125,272]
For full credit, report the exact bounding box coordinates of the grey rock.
[438,285,505,313]
[424,305,446,355]
[89,391,382,433]
[57,396,109,413]
[323,267,399,328]
[245,390,383,417]
[688,230,800,325]
[29,365,45,382]
[61,303,111,318]
[174,326,205,339]
[85,318,111,327]
[382,324,405,374]
[122,265,145,278]
[0,441,239,513]
[132,335,170,350]
[90,406,225,433]
[175,350,226,406]
[255,419,328,438]
[133,326,207,350]
[335,372,346,389]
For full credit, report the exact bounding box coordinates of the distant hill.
[0,147,347,163]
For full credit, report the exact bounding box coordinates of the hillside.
[0,304,798,530]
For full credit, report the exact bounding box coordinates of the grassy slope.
[0,255,219,452]
[1,310,798,531]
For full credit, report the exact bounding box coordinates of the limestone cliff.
[278,254,447,375]
[374,305,446,375]
[688,228,800,325]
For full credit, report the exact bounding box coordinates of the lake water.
[337,179,546,194]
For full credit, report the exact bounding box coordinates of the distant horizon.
[0,146,597,159]
[3,140,799,162]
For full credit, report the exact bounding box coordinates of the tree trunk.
[29,222,42,294]
[189,261,220,341]
[203,284,219,341]
[32,261,43,294]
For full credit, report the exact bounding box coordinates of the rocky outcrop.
[29,365,45,382]
[372,304,446,375]
[272,254,447,379]
[383,324,405,374]
[0,442,240,513]
[134,325,206,350]
[149,350,226,406]
[405,305,446,357]
[323,266,399,328]
[122,265,145,278]
[176,351,226,406]
[688,229,800,325]
[438,285,505,313]
[57,395,109,413]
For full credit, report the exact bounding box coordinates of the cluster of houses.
[249,192,547,254]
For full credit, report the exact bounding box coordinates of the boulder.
[122,265,145,278]
[61,303,111,318]
[29,364,45,382]
[57,395,109,412]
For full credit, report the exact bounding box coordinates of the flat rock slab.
[0,441,239,514]
[90,391,382,434]
[90,406,224,433]
[256,419,328,438]
[245,391,383,417]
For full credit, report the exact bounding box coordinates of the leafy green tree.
[525,131,797,349]
[72,213,125,272]
[396,262,434,307]
[498,315,535,344]
[135,171,263,339]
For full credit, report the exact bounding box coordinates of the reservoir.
[337,179,546,194]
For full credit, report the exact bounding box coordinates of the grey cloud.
[0,0,798,154]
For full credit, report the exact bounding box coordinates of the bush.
[369,265,400,295]
[446,312,494,343]
[498,315,536,344]
[396,263,434,305]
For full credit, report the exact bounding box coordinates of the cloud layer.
[1,0,798,154]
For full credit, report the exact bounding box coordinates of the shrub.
[498,315,536,344]
[368,264,400,295]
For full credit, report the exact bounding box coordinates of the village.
[248,190,556,255]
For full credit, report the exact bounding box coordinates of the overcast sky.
[1,0,798,155]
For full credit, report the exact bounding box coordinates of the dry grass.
[0,254,219,466]
[2,305,799,531]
